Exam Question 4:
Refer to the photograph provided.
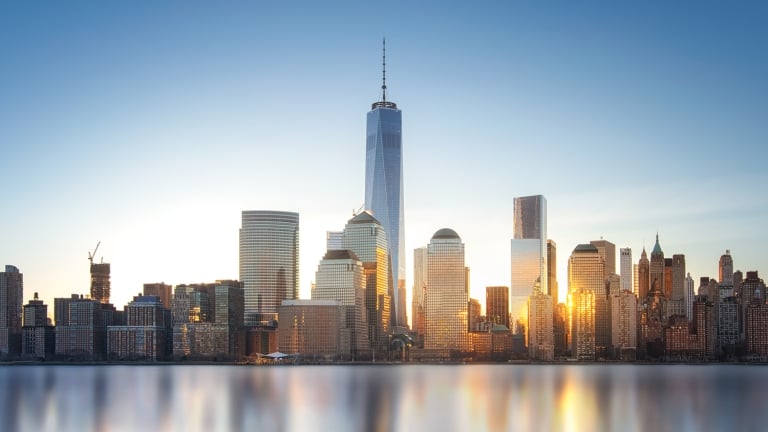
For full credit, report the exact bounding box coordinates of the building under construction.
[89,242,111,304]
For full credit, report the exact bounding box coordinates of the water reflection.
[1,364,766,431]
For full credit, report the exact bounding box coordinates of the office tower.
[665,299,708,359]
[633,264,639,297]
[239,210,299,325]
[620,248,632,292]
[143,283,172,309]
[468,298,482,332]
[364,40,405,328]
[278,300,346,359]
[638,249,650,299]
[568,244,605,360]
[90,261,111,304]
[21,292,54,359]
[610,290,637,360]
[486,286,510,328]
[510,195,547,335]
[107,295,167,360]
[685,273,695,320]
[342,211,391,350]
[547,240,558,303]
[553,303,568,358]
[746,275,768,355]
[0,265,23,356]
[719,250,734,285]
[718,295,739,355]
[666,254,687,318]
[412,247,427,342]
[214,281,245,359]
[649,235,665,296]
[590,240,616,275]
[425,228,469,351]
[326,231,343,251]
[55,294,107,360]
[528,284,554,360]
[312,250,369,357]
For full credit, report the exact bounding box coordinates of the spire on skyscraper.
[381,37,387,102]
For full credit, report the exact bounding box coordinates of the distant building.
[22,292,54,359]
[547,240,558,304]
[411,247,427,345]
[326,231,343,251]
[553,303,568,358]
[719,250,734,285]
[528,286,554,361]
[90,262,111,304]
[143,283,172,309]
[590,239,616,276]
[638,248,650,299]
[685,273,695,320]
[610,290,637,360]
[55,294,108,360]
[239,210,299,325]
[486,286,510,329]
[620,248,632,293]
[468,298,482,332]
[568,244,604,361]
[107,295,168,361]
[746,302,768,356]
[0,265,23,356]
[425,228,469,351]
[649,234,665,296]
[510,195,547,337]
[278,299,346,360]
[667,254,686,318]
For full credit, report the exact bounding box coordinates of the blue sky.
[1,1,766,316]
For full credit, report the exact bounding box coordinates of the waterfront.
[0,364,765,432]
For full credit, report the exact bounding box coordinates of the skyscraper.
[411,247,427,343]
[568,244,605,360]
[364,40,405,328]
[620,248,632,292]
[425,228,469,351]
[239,210,299,325]
[649,234,665,296]
[510,195,547,335]
[547,240,558,304]
[486,286,510,328]
[341,211,390,350]
[22,292,54,359]
[590,239,616,276]
[90,262,111,304]
[0,265,23,356]
[719,250,734,285]
[638,248,650,299]
[528,283,554,360]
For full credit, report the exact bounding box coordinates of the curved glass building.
[239,211,299,325]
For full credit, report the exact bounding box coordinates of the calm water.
[0,364,765,432]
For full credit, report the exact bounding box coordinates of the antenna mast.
[381,37,387,102]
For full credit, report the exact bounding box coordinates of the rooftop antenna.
[381,37,387,102]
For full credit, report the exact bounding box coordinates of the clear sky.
[2,1,766,320]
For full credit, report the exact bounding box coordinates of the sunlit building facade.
[620,248,632,292]
[143,283,172,309]
[569,244,604,360]
[425,228,469,351]
[638,249,650,299]
[312,250,369,357]
[528,286,554,360]
[510,195,547,336]
[364,45,405,328]
[547,240,558,304]
[411,247,427,343]
[610,290,637,360]
[341,211,390,350]
[278,300,346,359]
[486,286,510,328]
[649,235,665,296]
[239,210,299,325]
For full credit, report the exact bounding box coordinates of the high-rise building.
[510,195,547,335]
[107,294,167,361]
[486,286,510,328]
[568,244,605,360]
[719,250,734,285]
[278,299,346,359]
[638,248,650,299]
[590,240,616,276]
[649,234,665,296]
[411,247,427,343]
[364,40,405,328]
[547,240,558,303]
[633,264,639,297]
[0,265,23,356]
[143,283,172,309]
[312,250,369,357]
[425,228,469,351]
[326,231,343,251]
[90,262,111,304]
[620,248,632,292]
[468,298,482,332]
[685,273,695,320]
[239,210,299,325]
[341,211,391,350]
[21,292,54,359]
[55,294,107,360]
[668,254,687,317]
[610,290,637,360]
[553,303,568,358]
[528,284,554,361]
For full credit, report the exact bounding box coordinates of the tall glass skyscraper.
[425,228,469,351]
[510,195,547,335]
[239,211,299,325]
[364,40,405,328]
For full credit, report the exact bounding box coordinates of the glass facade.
[568,244,606,360]
[425,229,469,351]
[239,211,299,325]
[510,195,547,336]
[365,103,405,327]
[411,247,427,340]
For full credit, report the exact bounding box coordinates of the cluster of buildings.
[2,46,766,363]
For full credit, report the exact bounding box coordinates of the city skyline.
[2,2,767,319]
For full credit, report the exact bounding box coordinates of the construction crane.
[88,241,101,266]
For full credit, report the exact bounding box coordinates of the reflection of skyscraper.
[364,40,405,328]
[239,211,299,325]
[425,228,469,351]
[510,195,547,334]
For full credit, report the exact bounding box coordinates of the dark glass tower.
[365,39,406,328]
